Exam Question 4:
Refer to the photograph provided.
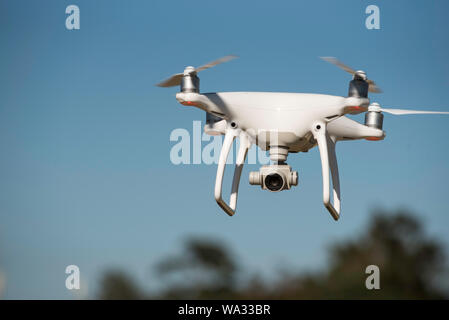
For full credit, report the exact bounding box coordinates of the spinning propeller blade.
[320,56,382,93]
[195,55,238,72]
[156,73,184,88]
[366,80,382,94]
[156,55,238,87]
[321,56,356,74]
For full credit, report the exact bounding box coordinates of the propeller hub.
[353,70,367,81]
[368,102,382,112]
[183,66,196,75]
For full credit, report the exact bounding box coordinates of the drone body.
[157,56,448,220]
[177,91,384,151]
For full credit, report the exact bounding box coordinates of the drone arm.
[312,122,341,220]
[214,129,251,216]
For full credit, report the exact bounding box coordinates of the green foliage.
[155,237,237,299]
[99,270,144,300]
[98,209,448,299]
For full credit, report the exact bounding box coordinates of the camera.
[249,164,298,192]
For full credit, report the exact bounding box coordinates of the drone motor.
[181,67,199,93]
[364,102,384,129]
[365,110,384,129]
[348,72,369,98]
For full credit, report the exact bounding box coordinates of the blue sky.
[0,0,448,299]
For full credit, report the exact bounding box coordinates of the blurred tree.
[99,270,144,300]
[155,237,238,299]
[98,209,448,299]
[334,210,446,299]
[263,209,448,299]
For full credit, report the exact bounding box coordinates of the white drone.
[157,55,448,220]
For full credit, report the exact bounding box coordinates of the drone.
[157,55,449,220]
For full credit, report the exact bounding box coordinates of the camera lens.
[265,173,284,191]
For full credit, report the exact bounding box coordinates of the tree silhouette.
[98,209,448,299]
[99,270,144,300]
[155,237,237,299]
[262,210,447,299]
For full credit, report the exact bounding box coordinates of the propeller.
[368,103,449,115]
[156,55,238,87]
[379,108,449,115]
[320,56,382,93]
